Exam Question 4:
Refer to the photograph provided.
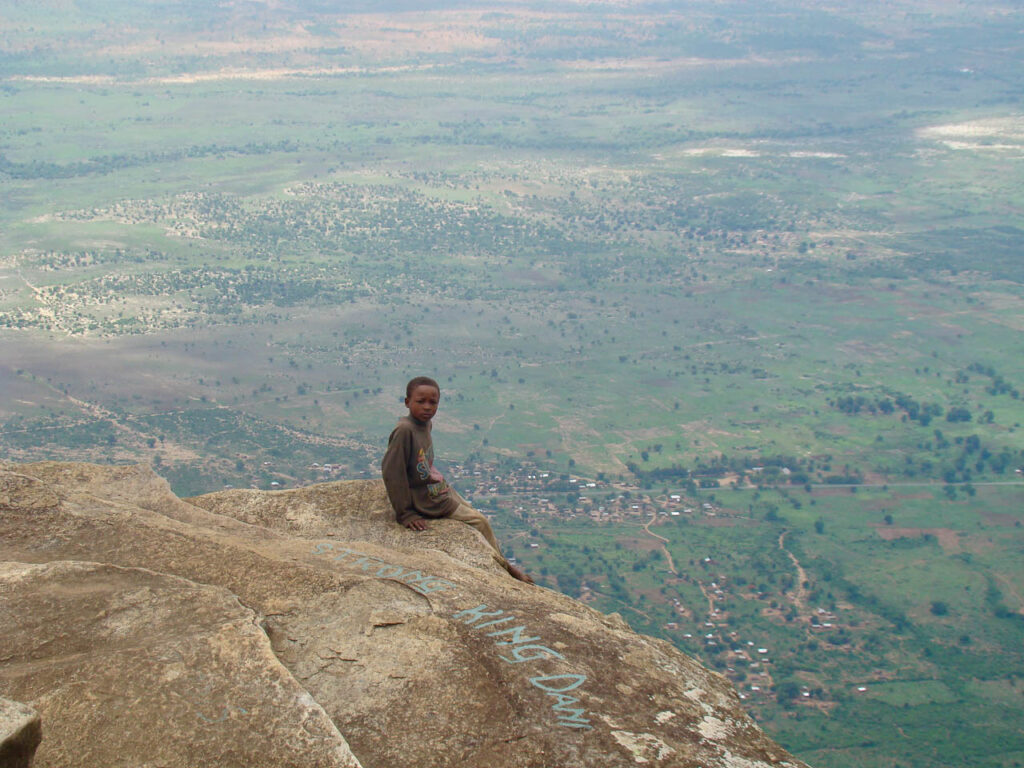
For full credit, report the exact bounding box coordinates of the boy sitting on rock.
[381,375,533,584]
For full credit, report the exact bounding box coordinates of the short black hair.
[406,376,440,399]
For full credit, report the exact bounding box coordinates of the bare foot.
[507,563,534,585]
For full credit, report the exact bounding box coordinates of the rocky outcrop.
[0,697,42,768]
[0,461,810,768]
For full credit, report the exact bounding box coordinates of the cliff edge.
[0,461,810,768]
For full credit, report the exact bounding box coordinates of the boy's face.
[406,384,440,423]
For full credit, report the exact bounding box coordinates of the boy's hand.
[404,517,428,531]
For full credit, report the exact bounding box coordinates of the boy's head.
[405,376,440,423]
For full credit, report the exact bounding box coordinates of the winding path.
[643,512,677,574]
[778,530,809,611]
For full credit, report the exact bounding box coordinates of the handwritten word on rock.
[453,604,592,730]
[311,542,456,595]
[309,543,599,731]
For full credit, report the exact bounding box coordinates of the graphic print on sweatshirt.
[417,447,450,501]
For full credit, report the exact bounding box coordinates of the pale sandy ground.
[4,6,821,88]
[673,148,845,159]
[918,116,1024,151]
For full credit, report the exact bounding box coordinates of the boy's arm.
[381,427,422,527]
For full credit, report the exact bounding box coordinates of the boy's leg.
[448,496,533,584]
[448,502,505,560]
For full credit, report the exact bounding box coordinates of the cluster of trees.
[966,362,1020,399]
[832,392,944,426]
[92,265,344,309]
[19,249,153,268]
[0,141,298,180]
[628,453,821,488]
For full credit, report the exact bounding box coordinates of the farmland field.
[1,2,1022,766]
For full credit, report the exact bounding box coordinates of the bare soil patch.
[918,116,1024,152]
[618,536,664,552]
[980,510,1022,526]
[811,487,855,497]
[694,517,740,527]
[873,525,963,553]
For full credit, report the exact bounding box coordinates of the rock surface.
[0,697,42,768]
[1,461,811,768]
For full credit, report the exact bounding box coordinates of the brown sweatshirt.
[381,415,459,525]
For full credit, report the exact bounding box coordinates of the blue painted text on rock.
[311,542,456,595]
[453,604,592,730]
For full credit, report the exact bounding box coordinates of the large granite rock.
[0,697,42,768]
[0,461,810,768]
